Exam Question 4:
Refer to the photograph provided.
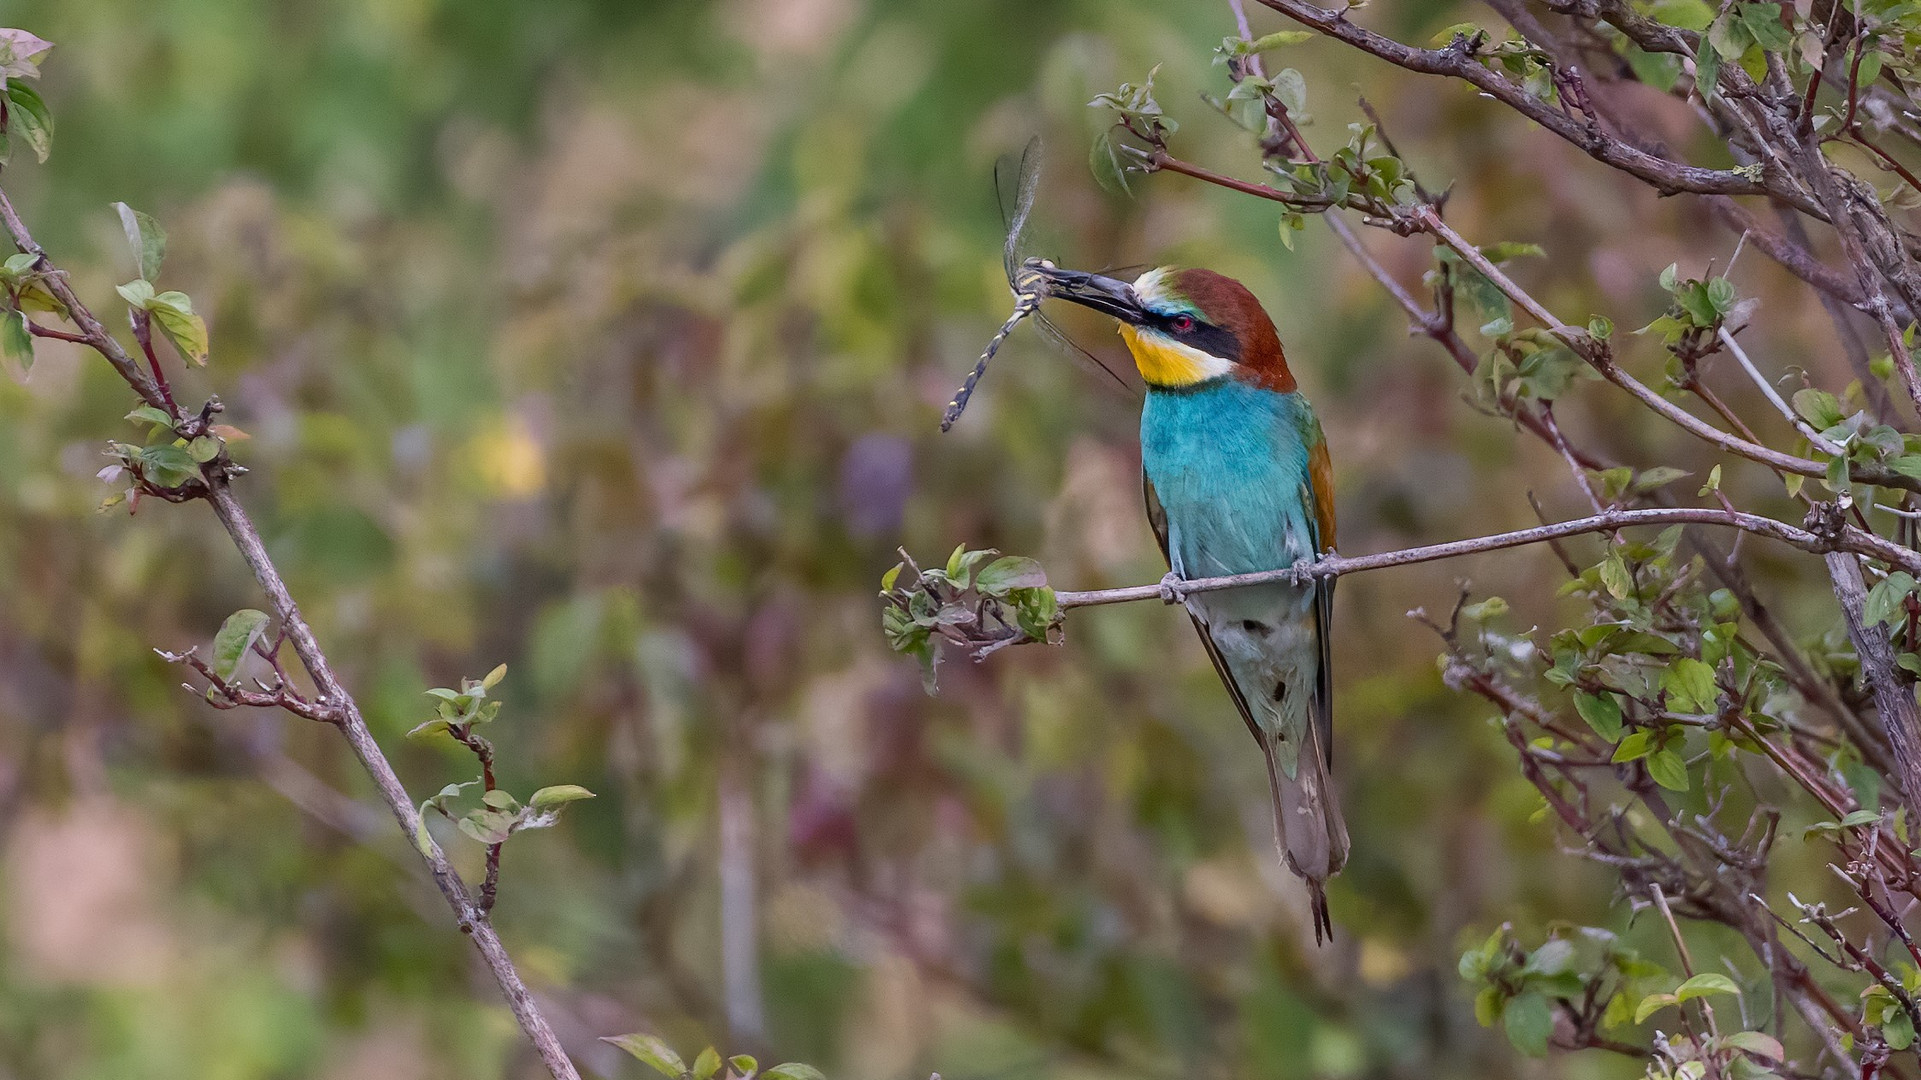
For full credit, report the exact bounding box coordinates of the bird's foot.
[1158,571,1186,605]
[1284,550,1334,587]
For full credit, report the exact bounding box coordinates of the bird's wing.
[1307,438,1336,767]
[1144,471,1265,748]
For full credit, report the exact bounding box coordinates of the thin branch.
[1718,326,1847,455]
[1054,505,1919,609]
[450,725,505,917]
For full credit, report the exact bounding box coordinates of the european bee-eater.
[1038,263,1347,942]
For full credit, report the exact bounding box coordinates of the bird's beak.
[1029,264,1145,323]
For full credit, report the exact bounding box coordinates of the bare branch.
[1055,505,1917,609]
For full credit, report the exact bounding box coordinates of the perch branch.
[1054,506,1917,609]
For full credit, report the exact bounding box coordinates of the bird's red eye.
[1170,314,1195,332]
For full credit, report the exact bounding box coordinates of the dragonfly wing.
[998,136,1042,282]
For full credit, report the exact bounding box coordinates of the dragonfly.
[940,138,1133,431]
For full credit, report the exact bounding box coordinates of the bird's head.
[1034,264,1294,392]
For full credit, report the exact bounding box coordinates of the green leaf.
[1587,314,1613,340]
[0,307,30,373]
[1633,466,1692,493]
[112,202,166,282]
[187,435,221,463]
[729,1056,759,1079]
[975,555,1047,596]
[1792,388,1843,429]
[1480,241,1545,264]
[1431,21,1484,45]
[1706,276,1736,314]
[115,278,154,309]
[602,1034,688,1078]
[1523,938,1575,977]
[1732,2,1791,51]
[481,662,508,690]
[1663,657,1718,712]
[1886,1008,1916,1050]
[1574,691,1624,740]
[692,1047,722,1080]
[1012,586,1057,641]
[1270,67,1308,115]
[1243,29,1315,51]
[1599,552,1633,600]
[1826,451,1851,496]
[135,441,196,484]
[5,81,51,163]
[421,781,476,814]
[481,788,519,810]
[1867,572,1915,627]
[1695,31,1723,102]
[529,784,596,810]
[1635,992,1679,1024]
[1503,990,1553,1056]
[1724,1030,1784,1061]
[761,1067,826,1080]
[1676,972,1741,1002]
[1602,990,1634,1028]
[1699,464,1722,496]
[126,404,173,428]
[879,562,902,592]
[1891,454,1921,481]
[211,608,270,682]
[1857,47,1885,94]
[405,717,455,741]
[458,808,516,845]
[1647,747,1690,791]
[1461,596,1509,622]
[1612,729,1656,763]
[148,290,208,366]
[1473,985,1501,1027]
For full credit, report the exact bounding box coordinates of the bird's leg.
[1158,571,1186,605]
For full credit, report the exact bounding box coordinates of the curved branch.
[1249,0,1822,215]
[1411,206,1921,494]
[1055,506,1917,609]
[0,189,582,1080]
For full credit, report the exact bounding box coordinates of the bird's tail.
[1258,722,1349,946]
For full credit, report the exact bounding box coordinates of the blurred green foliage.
[0,0,1880,1078]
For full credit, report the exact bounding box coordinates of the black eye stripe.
[1150,312,1241,364]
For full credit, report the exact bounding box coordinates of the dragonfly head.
[1035,264,1294,392]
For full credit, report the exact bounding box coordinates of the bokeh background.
[0,1,1864,1077]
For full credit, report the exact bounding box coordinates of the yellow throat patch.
[1118,323,1234,388]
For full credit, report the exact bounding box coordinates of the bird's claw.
[1158,571,1186,605]
[1283,552,1326,587]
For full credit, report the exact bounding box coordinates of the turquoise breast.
[1140,377,1320,579]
